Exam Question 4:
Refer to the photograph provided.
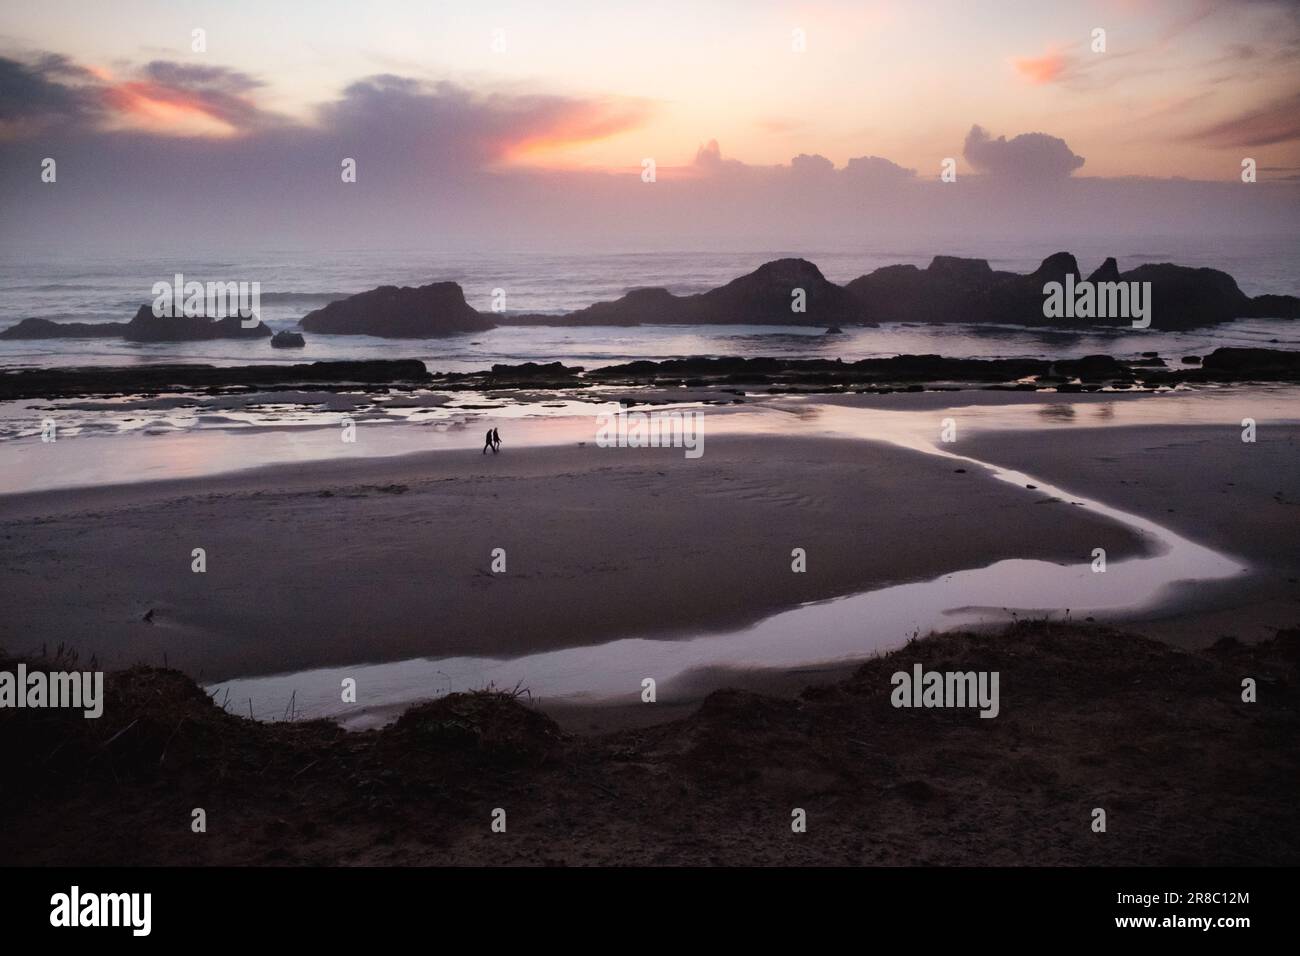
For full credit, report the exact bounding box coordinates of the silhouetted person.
[492,427,501,452]
[483,428,494,454]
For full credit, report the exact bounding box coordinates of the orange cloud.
[15,60,270,139]
[1012,51,1070,85]
[100,80,240,137]
[502,99,652,166]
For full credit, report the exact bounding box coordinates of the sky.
[1,0,1298,250]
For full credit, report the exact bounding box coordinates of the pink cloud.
[1012,51,1072,85]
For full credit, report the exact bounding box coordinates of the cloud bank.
[1,51,1296,252]
[963,125,1086,181]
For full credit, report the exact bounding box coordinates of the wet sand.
[0,434,1147,682]
[962,423,1300,648]
[543,420,1300,732]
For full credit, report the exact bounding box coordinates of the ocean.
[2,235,1298,372]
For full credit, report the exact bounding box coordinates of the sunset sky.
[2,0,1298,248]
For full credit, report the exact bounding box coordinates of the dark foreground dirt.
[2,620,1297,866]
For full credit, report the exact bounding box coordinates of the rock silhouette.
[507,258,862,328]
[0,318,126,339]
[5,254,1297,340]
[123,306,272,342]
[270,330,306,348]
[846,253,1299,329]
[299,281,491,337]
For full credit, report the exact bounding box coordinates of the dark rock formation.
[1245,294,1300,319]
[300,282,492,337]
[0,360,431,401]
[504,252,1296,330]
[488,361,581,377]
[1,310,270,342]
[846,253,1299,330]
[503,258,863,328]
[586,354,1075,387]
[681,258,861,325]
[270,330,306,348]
[1087,257,1122,283]
[435,347,1300,392]
[123,306,271,342]
[9,347,1300,402]
[547,287,681,327]
[2,308,271,342]
[983,252,1083,324]
[1199,347,1300,375]
[585,352,1133,385]
[844,256,1016,324]
[0,318,126,339]
[7,255,1296,343]
[1052,354,1134,380]
[1119,264,1247,328]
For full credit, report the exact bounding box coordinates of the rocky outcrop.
[583,353,1135,386]
[270,330,306,348]
[502,253,1296,329]
[7,255,1296,342]
[844,256,1014,324]
[0,360,431,401]
[0,318,127,339]
[8,347,1300,402]
[1199,347,1300,375]
[503,258,863,328]
[549,287,682,326]
[1119,264,1249,328]
[845,253,1299,330]
[679,258,861,325]
[122,306,271,342]
[1,309,271,341]
[983,252,1083,325]
[488,361,580,377]
[1243,294,1300,319]
[847,252,1087,326]
[300,282,492,337]
[1087,257,1122,283]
